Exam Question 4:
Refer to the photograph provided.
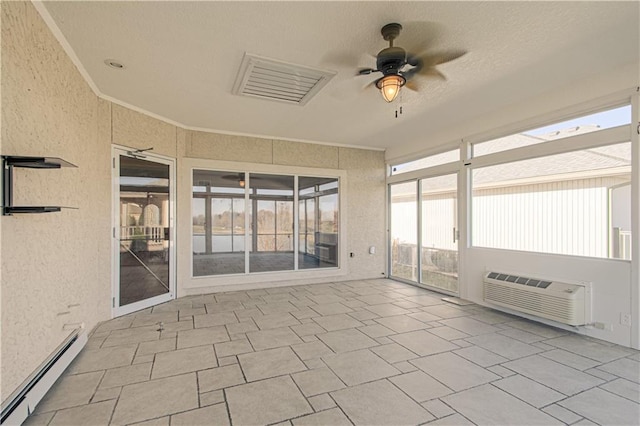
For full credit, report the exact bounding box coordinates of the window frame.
[184,160,347,287]
[387,96,636,279]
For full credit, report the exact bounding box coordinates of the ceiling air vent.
[233,53,336,106]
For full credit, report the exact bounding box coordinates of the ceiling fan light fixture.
[377,74,406,103]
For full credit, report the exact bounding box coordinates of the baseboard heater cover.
[1,329,87,425]
[483,270,591,326]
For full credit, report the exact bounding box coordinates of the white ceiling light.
[233,53,336,106]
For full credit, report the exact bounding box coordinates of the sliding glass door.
[420,173,458,293]
[389,173,459,294]
[390,181,418,281]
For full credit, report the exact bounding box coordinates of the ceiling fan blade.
[420,49,467,67]
[419,67,448,81]
[357,68,375,76]
[361,79,379,92]
[404,79,421,92]
[398,21,446,55]
[364,53,377,63]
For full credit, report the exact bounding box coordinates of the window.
[299,177,339,269]
[249,174,294,273]
[472,142,632,259]
[390,149,459,175]
[473,105,631,157]
[192,170,340,276]
[192,170,246,276]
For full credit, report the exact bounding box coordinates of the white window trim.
[468,125,630,169]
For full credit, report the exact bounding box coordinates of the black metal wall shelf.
[2,155,77,216]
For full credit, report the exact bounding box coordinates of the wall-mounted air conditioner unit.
[483,271,591,326]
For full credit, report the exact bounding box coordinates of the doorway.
[112,147,175,316]
[389,172,459,295]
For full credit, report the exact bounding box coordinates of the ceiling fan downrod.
[381,23,403,48]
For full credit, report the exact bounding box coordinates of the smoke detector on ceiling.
[233,53,336,106]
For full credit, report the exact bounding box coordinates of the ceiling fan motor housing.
[377,46,407,75]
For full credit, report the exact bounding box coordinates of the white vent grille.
[483,271,591,326]
[233,54,335,106]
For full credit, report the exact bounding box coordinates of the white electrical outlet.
[620,313,631,327]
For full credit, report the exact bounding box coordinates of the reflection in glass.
[119,156,170,306]
[192,170,245,276]
[299,177,339,269]
[420,173,458,293]
[390,181,418,281]
[250,174,294,272]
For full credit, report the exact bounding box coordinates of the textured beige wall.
[188,131,273,164]
[1,1,111,399]
[273,140,339,169]
[339,148,387,279]
[0,0,386,400]
[111,104,177,157]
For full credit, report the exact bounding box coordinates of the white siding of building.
[472,177,627,258]
[422,194,457,251]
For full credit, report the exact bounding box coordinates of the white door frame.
[388,169,460,296]
[111,146,176,317]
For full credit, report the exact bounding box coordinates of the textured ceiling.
[41,1,639,156]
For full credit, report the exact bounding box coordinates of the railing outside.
[120,226,165,252]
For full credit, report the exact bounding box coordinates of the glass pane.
[232,198,245,251]
[298,177,339,269]
[192,170,245,276]
[119,156,170,306]
[250,174,294,272]
[276,201,294,251]
[298,199,317,256]
[472,142,632,259]
[420,174,458,293]
[390,181,418,281]
[391,149,459,175]
[474,105,631,157]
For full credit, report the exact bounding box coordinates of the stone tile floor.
[26,279,640,425]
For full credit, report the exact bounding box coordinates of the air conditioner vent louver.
[483,271,591,326]
[233,54,336,106]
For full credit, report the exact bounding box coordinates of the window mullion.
[417,179,423,284]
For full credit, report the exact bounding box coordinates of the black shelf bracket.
[2,156,77,216]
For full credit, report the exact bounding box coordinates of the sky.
[524,105,631,136]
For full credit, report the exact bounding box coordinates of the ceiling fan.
[221,173,249,188]
[358,23,467,103]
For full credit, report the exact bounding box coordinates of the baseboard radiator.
[1,329,87,425]
[483,271,591,326]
